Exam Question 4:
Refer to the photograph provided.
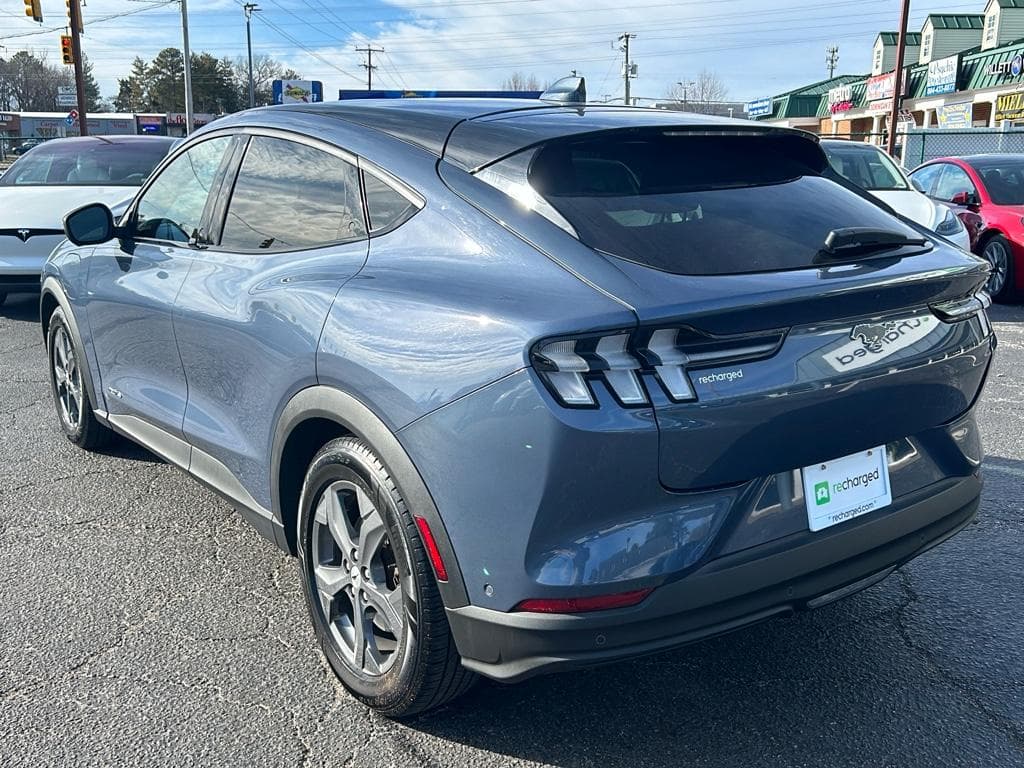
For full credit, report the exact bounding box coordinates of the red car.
[910,154,1024,302]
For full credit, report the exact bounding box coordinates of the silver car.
[0,135,175,306]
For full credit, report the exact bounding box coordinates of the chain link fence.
[824,129,1024,169]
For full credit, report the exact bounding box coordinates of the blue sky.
[0,0,997,106]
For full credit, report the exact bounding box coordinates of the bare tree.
[666,69,729,113]
[502,71,541,91]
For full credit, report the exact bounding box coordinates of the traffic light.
[60,35,74,66]
[66,0,83,34]
[24,0,42,23]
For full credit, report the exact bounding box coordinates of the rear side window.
[220,136,366,251]
[483,132,923,276]
[363,171,417,233]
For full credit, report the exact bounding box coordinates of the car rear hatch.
[451,114,994,492]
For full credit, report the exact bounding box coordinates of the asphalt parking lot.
[1,292,1022,768]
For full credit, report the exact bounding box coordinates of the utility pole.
[244,3,260,108]
[356,45,384,91]
[619,33,636,105]
[68,0,87,136]
[180,0,195,136]
[826,45,840,78]
[886,0,910,157]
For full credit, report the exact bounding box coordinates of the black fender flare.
[40,275,104,417]
[271,385,469,608]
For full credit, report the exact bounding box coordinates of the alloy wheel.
[983,239,1009,297]
[311,480,406,676]
[52,326,83,433]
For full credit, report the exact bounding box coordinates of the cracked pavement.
[1,293,1022,767]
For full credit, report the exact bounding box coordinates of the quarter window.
[219,136,366,251]
[135,136,232,243]
[363,171,417,232]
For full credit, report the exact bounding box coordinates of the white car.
[0,135,176,306]
[821,139,970,251]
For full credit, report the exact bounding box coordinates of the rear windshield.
[0,139,171,187]
[482,132,922,276]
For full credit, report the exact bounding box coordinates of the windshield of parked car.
[970,159,1024,205]
[0,139,171,187]
[822,142,908,191]
[480,131,923,276]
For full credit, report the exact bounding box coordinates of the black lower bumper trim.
[446,474,981,682]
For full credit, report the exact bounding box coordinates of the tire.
[297,437,476,717]
[980,233,1017,303]
[46,307,114,451]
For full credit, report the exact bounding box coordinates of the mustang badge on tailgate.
[850,321,899,352]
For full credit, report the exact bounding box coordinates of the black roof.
[277,99,784,171]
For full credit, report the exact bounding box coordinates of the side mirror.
[950,191,979,207]
[910,176,926,193]
[64,203,116,246]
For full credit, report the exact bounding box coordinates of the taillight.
[513,588,653,613]
[531,326,784,408]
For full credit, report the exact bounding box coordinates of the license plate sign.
[802,447,892,532]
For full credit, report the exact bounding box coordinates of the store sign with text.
[995,90,1024,122]
[745,97,773,118]
[865,71,897,102]
[936,102,972,129]
[987,53,1024,77]
[925,54,960,96]
[827,84,854,114]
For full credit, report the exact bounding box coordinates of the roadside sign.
[68,109,79,119]
[57,85,76,96]
[64,116,74,126]
[56,94,77,107]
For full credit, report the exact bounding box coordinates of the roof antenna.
[540,76,587,105]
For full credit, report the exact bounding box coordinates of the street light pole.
[180,0,195,136]
[244,3,260,108]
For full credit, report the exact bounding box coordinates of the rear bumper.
[447,472,980,682]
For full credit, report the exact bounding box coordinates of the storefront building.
[754,1,1024,136]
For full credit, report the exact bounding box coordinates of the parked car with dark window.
[43,100,993,716]
[910,153,1024,302]
[821,140,969,251]
[0,135,176,306]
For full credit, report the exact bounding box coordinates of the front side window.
[910,163,943,195]
[134,136,232,243]
[219,136,366,251]
[932,165,976,202]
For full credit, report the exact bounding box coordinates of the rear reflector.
[414,516,448,582]
[513,588,653,614]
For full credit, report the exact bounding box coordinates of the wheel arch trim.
[40,275,105,419]
[271,385,470,608]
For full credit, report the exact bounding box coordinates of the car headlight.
[934,207,965,236]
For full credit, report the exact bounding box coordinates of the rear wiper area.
[818,227,930,260]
